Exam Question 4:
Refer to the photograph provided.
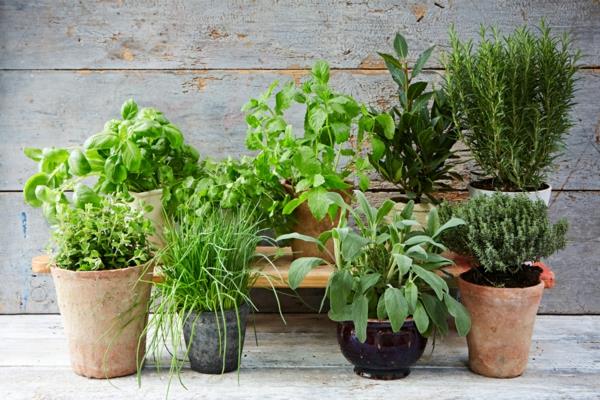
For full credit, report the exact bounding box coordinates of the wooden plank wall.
[0,0,599,314]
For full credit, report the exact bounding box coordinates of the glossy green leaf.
[104,156,127,184]
[412,45,435,78]
[24,147,42,162]
[371,136,385,160]
[121,98,138,120]
[307,188,331,221]
[72,184,101,208]
[84,133,119,150]
[311,60,330,83]
[68,149,91,176]
[23,172,49,207]
[163,124,184,148]
[376,113,395,140]
[393,33,408,59]
[122,140,142,172]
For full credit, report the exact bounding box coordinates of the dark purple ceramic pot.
[337,319,427,379]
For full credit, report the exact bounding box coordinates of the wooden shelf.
[31,248,555,289]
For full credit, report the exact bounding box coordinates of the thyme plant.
[444,22,580,190]
[438,195,568,280]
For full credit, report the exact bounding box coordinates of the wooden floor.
[1,314,599,399]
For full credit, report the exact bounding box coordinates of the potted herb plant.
[140,203,274,394]
[49,196,153,378]
[243,61,373,260]
[23,99,201,243]
[438,194,568,378]
[443,22,580,205]
[370,33,460,225]
[280,191,470,379]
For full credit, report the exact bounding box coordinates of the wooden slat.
[0,314,598,399]
[1,0,598,69]
[2,70,599,191]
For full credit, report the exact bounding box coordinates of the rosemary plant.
[444,22,580,190]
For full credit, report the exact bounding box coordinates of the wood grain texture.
[2,70,599,191]
[1,0,599,69]
[0,314,598,399]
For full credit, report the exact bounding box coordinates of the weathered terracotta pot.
[458,274,545,378]
[51,264,153,378]
[287,186,351,262]
[131,189,164,247]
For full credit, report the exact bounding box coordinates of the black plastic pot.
[337,319,427,379]
[183,304,250,374]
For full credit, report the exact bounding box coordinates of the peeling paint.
[411,4,428,21]
[20,212,27,239]
[358,54,384,69]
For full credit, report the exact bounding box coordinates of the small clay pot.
[337,319,427,379]
[51,264,153,378]
[183,304,250,374]
[458,274,545,378]
[285,184,352,262]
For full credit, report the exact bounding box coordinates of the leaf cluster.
[280,191,470,342]
[443,22,580,190]
[23,99,201,222]
[243,61,375,223]
[50,196,153,271]
[370,33,460,203]
[438,194,568,275]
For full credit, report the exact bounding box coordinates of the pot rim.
[282,180,354,197]
[458,273,545,295]
[340,317,415,326]
[468,180,551,194]
[50,262,152,278]
[130,188,163,197]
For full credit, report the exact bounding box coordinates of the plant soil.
[471,178,549,193]
[462,264,542,288]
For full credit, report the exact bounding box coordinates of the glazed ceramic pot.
[130,189,164,247]
[337,319,427,379]
[468,180,551,206]
[458,274,545,378]
[51,264,153,378]
[183,304,250,374]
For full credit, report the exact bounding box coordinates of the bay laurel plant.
[280,191,471,342]
[23,99,201,223]
[443,22,580,191]
[370,33,460,203]
[243,61,376,224]
[50,196,153,271]
[438,194,568,286]
[140,203,277,391]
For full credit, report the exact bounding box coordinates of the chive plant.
[138,203,269,393]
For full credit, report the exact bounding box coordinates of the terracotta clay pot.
[337,319,427,380]
[287,186,351,262]
[51,264,153,378]
[458,274,545,378]
[131,189,164,247]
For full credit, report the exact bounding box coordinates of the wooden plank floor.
[1,315,598,399]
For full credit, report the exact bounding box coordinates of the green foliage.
[370,33,460,203]
[23,99,201,222]
[50,196,152,271]
[165,156,291,231]
[438,195,568,275]
[443,22,580,190]
[280,191,470,342]
[243,61,375,223]
[141,205,267,391]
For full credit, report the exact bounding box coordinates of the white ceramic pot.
[468,182,552,206]
[130,189,165,247]
[391,200,433,228]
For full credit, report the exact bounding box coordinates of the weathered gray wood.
[1,0,598,69]
[2,190,599,314]
[0,314,598,399]
[1,70,599,191]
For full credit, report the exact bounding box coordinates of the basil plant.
[23,99,201,223]
[280,191,471,342]
[243,61,376,224]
